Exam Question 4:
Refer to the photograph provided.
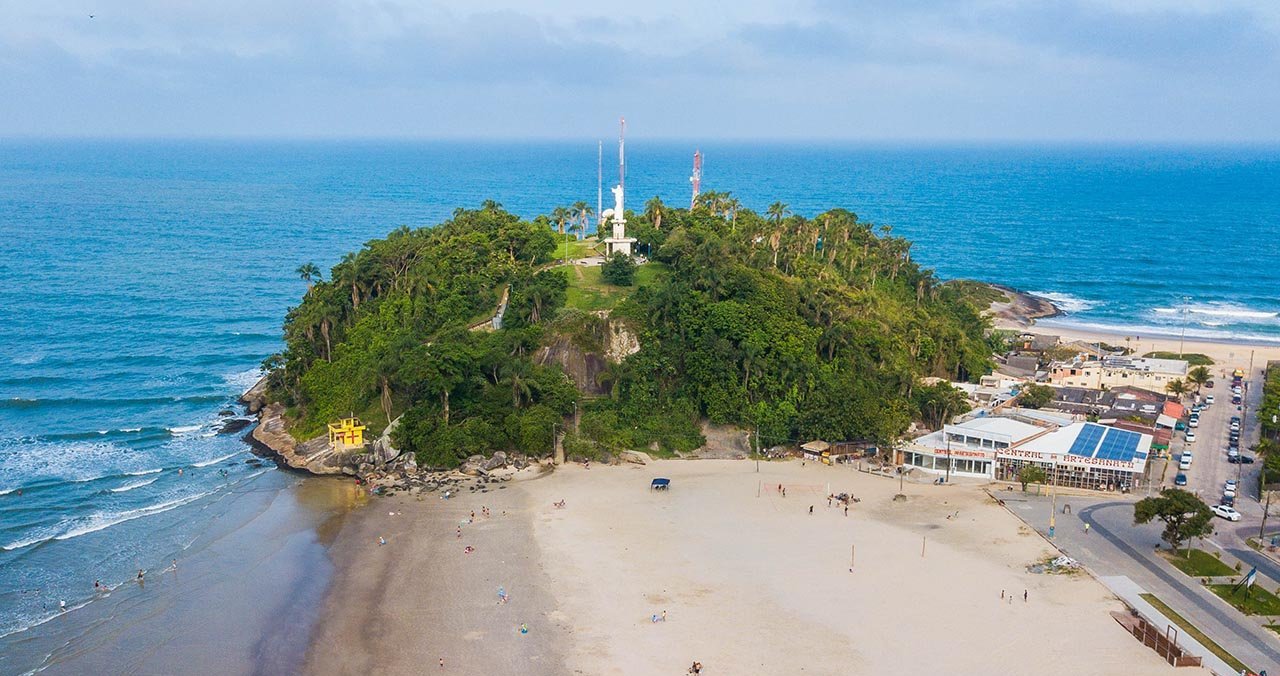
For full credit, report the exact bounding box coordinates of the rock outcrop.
[247,402,359,475]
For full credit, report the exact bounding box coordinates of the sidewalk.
[1099,576,1237,676]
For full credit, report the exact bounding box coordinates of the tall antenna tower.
[690,149,702,209]
[618,117,626,198]
[597,141,603,226]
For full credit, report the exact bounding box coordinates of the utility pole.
[1178,295,1190,358]
[1049,461,1058,538]
[597,140,603,230]
[1261,490,1273,541]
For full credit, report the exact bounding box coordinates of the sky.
[1,0,1279,141]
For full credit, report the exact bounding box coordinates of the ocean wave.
[53,492,210,543]
[192,451,241,467]
[1028,290,1100,313]
[222,367,264,394]
[1038,317,1280,345]
[0,394,228,411]
[1151,302,1278,321]
[108,477,159,493]
[125,468,163,477]
[167,424,203,435]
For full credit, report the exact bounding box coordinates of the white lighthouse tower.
[601,117,636,257]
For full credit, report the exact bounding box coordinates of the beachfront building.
[901,416,1152,491]
[1049,356,1188,391]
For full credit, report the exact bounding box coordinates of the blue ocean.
[1,140,1278,645]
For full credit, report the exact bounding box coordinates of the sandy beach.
[1018,320,1280,376]
[306,460,1178,676]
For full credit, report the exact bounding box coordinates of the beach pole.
[757,480,761,498]
[851,544,856,570]
[921,536,926,558]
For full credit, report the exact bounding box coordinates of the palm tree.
[576,204,594,239]
[767,202,790,225]
[296,262,322,290]
[1165,379,1188,400]
[1186,365,1211,392]
[571,201,591,240]
[645,196,665,230]
[551,206,570,236]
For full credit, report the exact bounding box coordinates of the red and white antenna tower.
[690,149,702,209]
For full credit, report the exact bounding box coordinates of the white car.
[1224,485,1236,498]
[1188,418,1199,428]
[1179,453,1193,470]
[1185,431,1196,443]
[1205,395,1215,405]
[1211,505,1241,521]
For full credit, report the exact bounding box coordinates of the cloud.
[0,0,1277,140]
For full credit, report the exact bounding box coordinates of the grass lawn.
[556,262,668,312]
[1139,593,1250,674]
[1160,548,1237,577]
[1207,583,1280,616]
[1143,350,1214,366]
[553,237,600,261]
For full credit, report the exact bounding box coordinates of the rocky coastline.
[986,283,1063,326]
[238,377,547,495]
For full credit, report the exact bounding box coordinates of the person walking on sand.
[457,527,462,538]
[844,505,848,517]
[439,657,444,669]
[1084,523,1090,535]
[809,505,814,514]
[1023,589,1028,602]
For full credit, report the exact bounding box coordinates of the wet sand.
[1,474,363,676]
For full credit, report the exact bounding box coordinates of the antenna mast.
[690,149,702,209]
[597,141,603,226]
[618,117,626,198]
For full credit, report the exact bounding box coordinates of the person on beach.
[844,505,848,516]
[137,569,145,584]
[1023,589,1028,602]
[809,505,814,514]
[59,600,67,612]
[379,537,387,546]
[1084,523,1090,535]
[94,580,102,592]
[457,527,462,538]
[439,657,444,669]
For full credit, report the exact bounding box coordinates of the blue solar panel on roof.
[1098,428,1142,462]
[1068,424,1105,457]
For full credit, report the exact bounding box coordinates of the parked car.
[1205,381,1214,389]
[1228,449,1240,461]
[1228,454,1256,464]
[1175,473,1188,486]
[1222,493,1236,507]
[1205,394,1215,404]
[1185,431,1196,443]
[1188,417,1199,428]
[1232,396,1242,405]
[1179,453,1193,470]
[1226,478,1237,489]
[1212,505,1241,521]
[1224,485,1236,499]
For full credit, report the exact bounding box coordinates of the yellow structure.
[327,417,366,449]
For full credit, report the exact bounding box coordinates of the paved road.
[1009,493,1280,673]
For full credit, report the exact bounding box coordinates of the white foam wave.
[1152,303,1278,321]
[223,367,263,393]
[167,424,202,435]
[1038,317,1280,346]
[192,451,241,468]
[0,488,13,495]
[109,477,158,493]
[121,427,142,432]
[1029,291,1099,313]
[53,492,210,543]
[125,468,163,476]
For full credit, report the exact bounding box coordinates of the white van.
[1179,452,1193,470]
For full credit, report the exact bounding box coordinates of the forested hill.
[263,196,990,468]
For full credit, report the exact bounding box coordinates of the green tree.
[766,201,790,225]
[1186,365,1211,392]
[1133,488,1214,555]
[1165,379,1188,399]
[296,262,322,290]
[601,252,636,286]
[1018,464,1046,491]
[1019,384,1056,409]
[913,383,971,430]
